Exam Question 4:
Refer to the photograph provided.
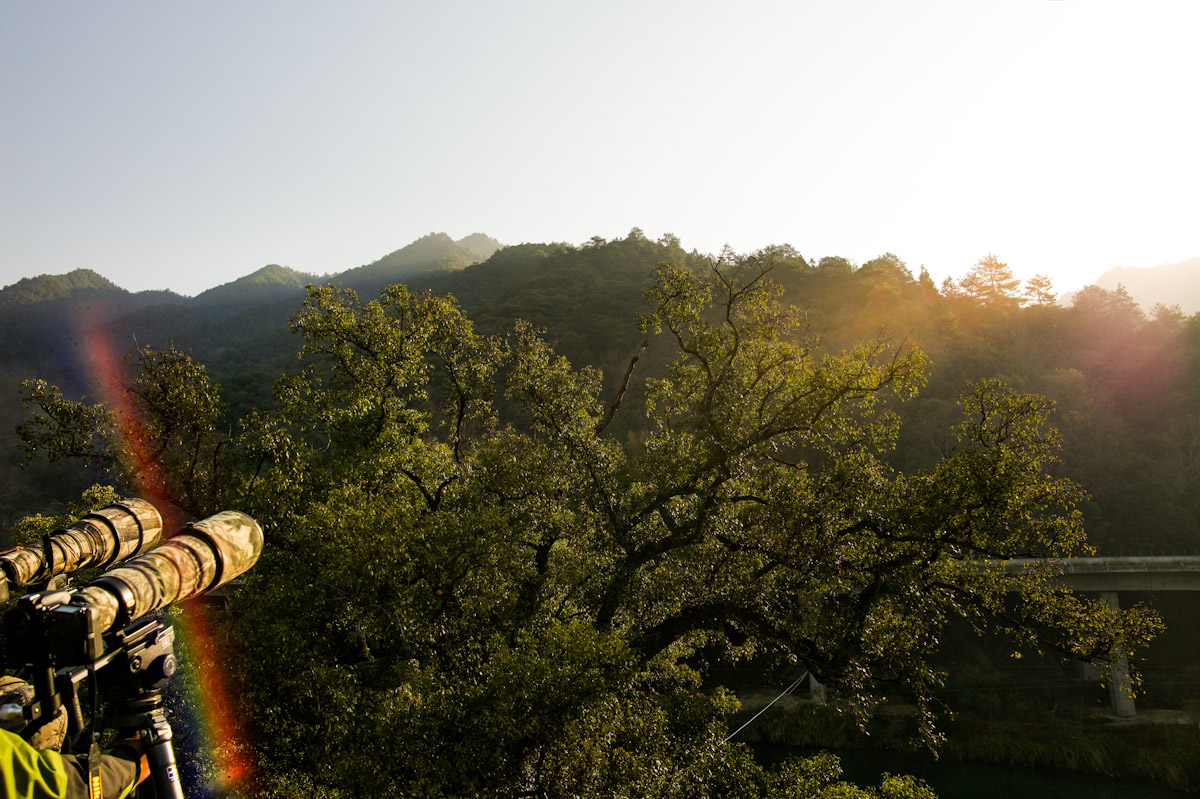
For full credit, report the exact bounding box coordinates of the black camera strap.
[41,533,54,586]
[86,734,104,799]
[82,661,105,799]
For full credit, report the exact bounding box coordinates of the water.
[755,746,1194,799]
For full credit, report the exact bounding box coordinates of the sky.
[2,1,1198,298]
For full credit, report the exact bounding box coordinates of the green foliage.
[3,233,1194,558]
[18,347,231,519]
[18,380,119,471]
[957,255,1020,307]
[9,483,120,547]
[14,256,1164,797]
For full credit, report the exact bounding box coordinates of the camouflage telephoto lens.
[0,499,163,588]
[75,511,263,632]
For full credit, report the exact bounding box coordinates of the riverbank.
[753,744,1195,799]
[731,692,1200,793]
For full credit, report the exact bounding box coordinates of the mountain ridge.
[331,232,499,295]
[1,232,504,304]
[0,268,127,307]
[193,263,317,307]
[1094,256,1200,314]
[10,240,1200,319]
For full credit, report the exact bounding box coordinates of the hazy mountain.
[1,268,126,307]
[0,234,500,379]
[1094,256,1200,314]
[193,264,316,309]
[0,268,187,312]
[333,232,492,295]
[0,268,186,378]
[456,233,503,262]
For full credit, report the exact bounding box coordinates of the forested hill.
[0,234,497,518]
[0,268,125,307]
[1,231,1198,557]
[193,264,315,309]
[0,269,186,381]
[333,232,502,296]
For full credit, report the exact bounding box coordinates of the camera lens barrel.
[74,511,263,632]
[0,499,164,588]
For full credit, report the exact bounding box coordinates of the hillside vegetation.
[3,232,1198,557]
[10,240,1167,797]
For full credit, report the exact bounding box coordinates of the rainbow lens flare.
[84,320,257,796]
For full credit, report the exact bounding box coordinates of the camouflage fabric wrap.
[0,500,163,588]
[0,677,67,752]
[76,511,263,632]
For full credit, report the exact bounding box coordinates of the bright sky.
[2,1,1197,297]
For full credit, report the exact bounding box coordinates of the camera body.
[1,501,262,798]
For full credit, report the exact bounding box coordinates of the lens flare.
[82,316,257,796]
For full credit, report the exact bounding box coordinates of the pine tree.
[960,254,1020,305]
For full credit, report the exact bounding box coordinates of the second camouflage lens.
[0,499,163,588]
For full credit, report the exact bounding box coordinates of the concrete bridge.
[1001,555,1200,592]
[1000,556,1200,717]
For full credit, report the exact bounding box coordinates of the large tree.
[1022,274,1057,307]
[17,259,1157,798]
[958,254,1021,306]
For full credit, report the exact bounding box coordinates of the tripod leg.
[131,706,183,799]
[143,735,183,799]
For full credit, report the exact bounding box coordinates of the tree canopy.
[956,254,1021,306]
[15,258,1160,798]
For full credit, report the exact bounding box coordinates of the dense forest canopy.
[7,235,1183,797]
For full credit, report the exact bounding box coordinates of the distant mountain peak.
[241,263,315,286]
[457,233,503,261]
[1095,256,1200,314]
[330,232,502,293]
[0,268,125,307]
[193,263,315,307]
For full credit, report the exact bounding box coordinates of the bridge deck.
[1002,556,1200,591]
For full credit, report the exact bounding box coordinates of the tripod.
[44,615,185,799]
[113,691,183,799]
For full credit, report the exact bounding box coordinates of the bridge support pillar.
[1101,591,1136,718]
[807,673,826,705]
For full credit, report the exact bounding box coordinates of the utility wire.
[723,672,809,744]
